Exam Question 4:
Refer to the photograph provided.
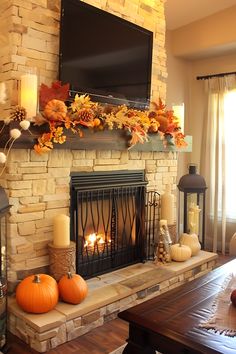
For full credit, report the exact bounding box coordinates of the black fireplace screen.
[70,170,160,279]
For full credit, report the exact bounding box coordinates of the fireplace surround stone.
[3,147,179,291]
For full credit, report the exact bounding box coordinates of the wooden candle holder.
[48,242,76,281]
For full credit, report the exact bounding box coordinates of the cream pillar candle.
[20,71,38,120]
[160,184,174,225]
[159,219,167,227]
[53,214,70,247]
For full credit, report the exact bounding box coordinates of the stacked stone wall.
[4,148,177,290]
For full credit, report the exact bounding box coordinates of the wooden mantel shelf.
[0,122,192,152]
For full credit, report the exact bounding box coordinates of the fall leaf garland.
[33,81,187,153]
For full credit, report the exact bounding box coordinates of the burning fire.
[84,233,111,247]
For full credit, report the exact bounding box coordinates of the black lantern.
[177,165,207,248]
[0,186,10,351]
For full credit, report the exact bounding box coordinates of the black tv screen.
[59,0,153,106]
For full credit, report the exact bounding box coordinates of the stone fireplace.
[0,0,172,291]
[3,147,177,291]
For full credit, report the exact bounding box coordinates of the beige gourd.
[179,233,201,256]
[170,243,192,262]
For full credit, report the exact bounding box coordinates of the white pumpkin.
[170,243,192,262]
[179,233,201,256]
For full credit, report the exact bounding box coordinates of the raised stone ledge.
[0,122,192,152]
[8,251,217,352]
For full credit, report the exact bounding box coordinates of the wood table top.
[119,259,236,354]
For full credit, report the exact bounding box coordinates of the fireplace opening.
[70,170,159,279]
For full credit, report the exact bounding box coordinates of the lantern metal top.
[177,164,207,193]
[0,186,10,216]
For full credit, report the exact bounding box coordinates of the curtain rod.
[196,71,236,80]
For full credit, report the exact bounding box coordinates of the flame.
[84,233,111,247]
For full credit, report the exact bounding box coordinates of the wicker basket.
[48,242,76,281]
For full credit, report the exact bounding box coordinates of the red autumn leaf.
[39,81,70,110]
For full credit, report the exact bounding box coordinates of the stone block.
[94,164,128,171]
[97,150,112,159]
[18,203,46,214]
[30,338,49,353]
[67,317,104,341]
[42,193,69,202]
[95,158,120,165]
[48,168,70,178]
[106,300,120,314]
[48,150,72,167]
[184,270,193,280]
[66,320,75,333]
[19,196,40,204]
[72,317,81,328]
[35,328,58,341]
[8,149,29,162]
[72,150,85,159]
[159,280,170,291]
[50,324,67,349]
[16,242,34,254]
[47,199,69,209]
[9,189,32,198]
[81,309,103,325]
[44,208,68,219]
[32,180,47,196]
[26,255,49,269]
[9,211,44,223]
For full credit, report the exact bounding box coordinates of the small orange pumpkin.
[44,99,67,121]
[93,117,101,127]
[58,272,88,304]
[16,274,59,313]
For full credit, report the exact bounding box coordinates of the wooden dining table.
[118,258,236,354]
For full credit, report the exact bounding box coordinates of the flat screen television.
[59,0,153,107]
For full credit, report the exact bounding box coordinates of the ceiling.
[165,0,236,30]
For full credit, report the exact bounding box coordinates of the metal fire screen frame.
[70,170,160,279]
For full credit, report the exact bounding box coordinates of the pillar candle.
[160,184,175,225]
[20,72,38,120]
[53,214,70,247]
[159,219,167,227]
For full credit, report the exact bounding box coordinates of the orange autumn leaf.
[39,81,70,110]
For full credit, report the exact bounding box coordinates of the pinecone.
[77,108,94,122]
[10,105,27,121]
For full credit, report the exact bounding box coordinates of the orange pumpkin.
[44,99,67,121]
[16,274,59,313]
[156,115,168,132]
[93,118,101,127]
[58,272,88,304]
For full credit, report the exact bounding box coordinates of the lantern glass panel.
[178,191,205,247]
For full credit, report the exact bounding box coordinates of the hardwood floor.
[5,254,234,354]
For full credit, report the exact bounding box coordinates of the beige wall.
[170,5,236,59]
[166,31,192,180]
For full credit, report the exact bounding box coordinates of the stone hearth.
[8,251,217,352]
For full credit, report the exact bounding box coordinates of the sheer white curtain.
[200,75,236,254]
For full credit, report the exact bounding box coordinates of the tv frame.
[59,0,153,108]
